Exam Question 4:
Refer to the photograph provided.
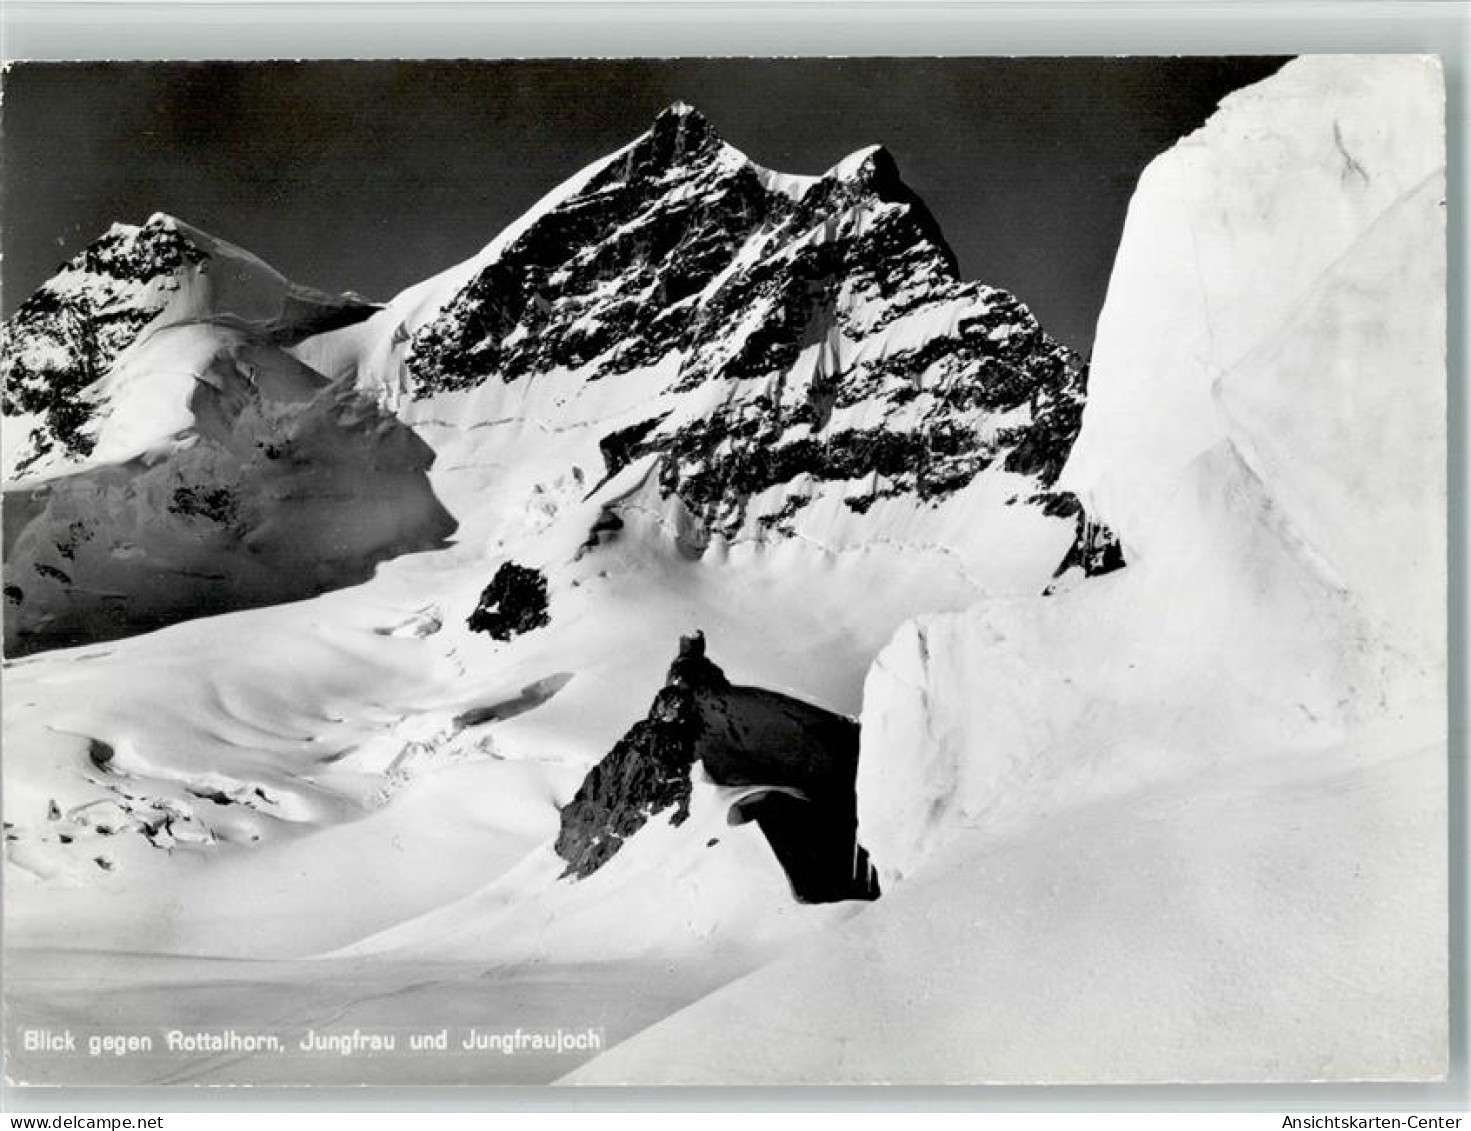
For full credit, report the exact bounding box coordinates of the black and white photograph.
[0,52,1450,1089]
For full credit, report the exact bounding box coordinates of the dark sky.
[1,58,1286,352]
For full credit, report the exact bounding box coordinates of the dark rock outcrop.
[466,561,551,641]
[727,790,880,906]
[597,414,670,479]
[1032,490,1127,593]
[555,632,880,904]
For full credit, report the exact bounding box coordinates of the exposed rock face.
[404,104,1086,543]
[554,634,715,879]
[556,632,879,903]
[466,561,550,641]
[1033,491,1126,592]
[2,218,206,472]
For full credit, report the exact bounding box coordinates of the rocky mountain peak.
[402,107,1088,551]
[817,144,961,278]
[823,143,907,197]
[556,633,879,904]
[641,100,722,162]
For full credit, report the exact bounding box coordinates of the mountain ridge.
[3,103,1099,658]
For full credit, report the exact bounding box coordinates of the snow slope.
[2,349,456,656]
[567,54,1447,1084]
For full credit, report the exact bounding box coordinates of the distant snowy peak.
[3,215,203,473]
[1,213,377,479]
[2,212,448,655]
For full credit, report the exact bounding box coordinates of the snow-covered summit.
[1,217,437,655]
[340,103,1086,553]
[1,213,378,479]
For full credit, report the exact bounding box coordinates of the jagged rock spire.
[631,100,723,174]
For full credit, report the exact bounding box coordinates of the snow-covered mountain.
[4,104,1096,659]
[0,214,461,656]
[2,213,378,479]
[0,61,1447,1087]
[294,102,1089,557]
